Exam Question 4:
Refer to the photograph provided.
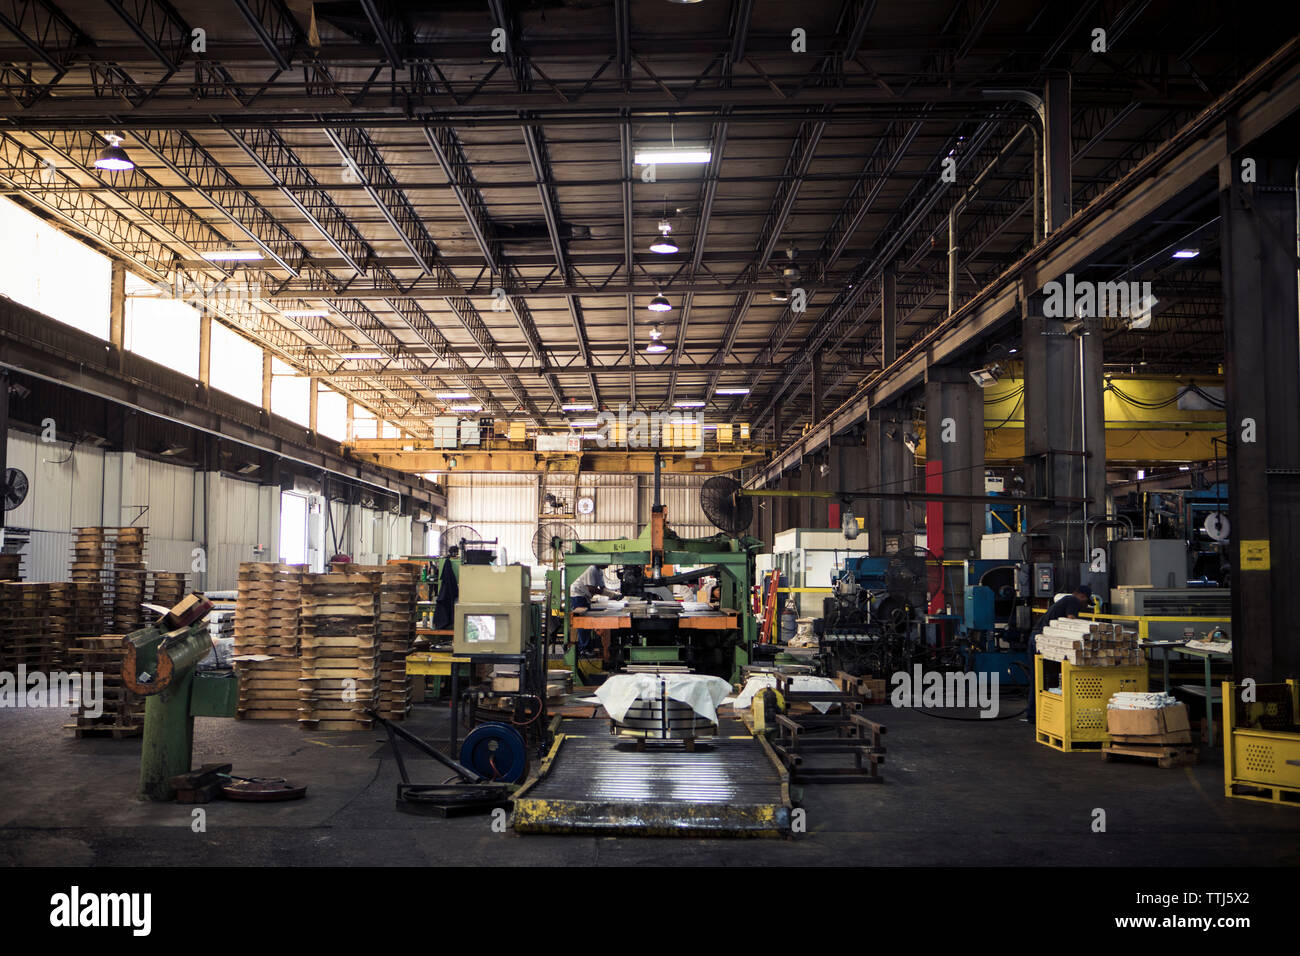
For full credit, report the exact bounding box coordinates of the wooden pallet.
[235,562,304,657]
[298,571,381,730]
[234,655,301,719]
[1103,741,1200,768]
[63,723,143,739]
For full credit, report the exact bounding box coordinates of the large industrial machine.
[563,514,761,680]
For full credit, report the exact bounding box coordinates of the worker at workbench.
[570,564,616,652]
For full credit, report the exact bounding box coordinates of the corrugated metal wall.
[446,473,718,564]
[5,432,105,581]
[4,431,425,589]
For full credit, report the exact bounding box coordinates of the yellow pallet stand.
[1222,679,1300,807]
[1035,654,1148,752]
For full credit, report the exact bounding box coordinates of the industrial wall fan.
[532,522,580,568]
[439,524,483,556]
[700,476,753,536]
[3,468,28,511]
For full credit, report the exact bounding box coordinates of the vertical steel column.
[924,365,985,559]
[864,404,913,555]
[1021,298,1104,585]
[198,309,212,392]
[110,260,126,372]
[797,466,814,528]
[1220,151,1300,682]
[1044,73,1072,235]
[261,351,273,414]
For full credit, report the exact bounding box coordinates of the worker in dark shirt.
[1034,585,1094,635]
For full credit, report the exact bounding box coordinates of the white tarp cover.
[596,673,732,724]
[733,673,843,714]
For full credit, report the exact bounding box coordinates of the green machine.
[562,511,762,681]
[122,595,239,801]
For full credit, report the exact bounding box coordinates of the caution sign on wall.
[1240,539,1271,571]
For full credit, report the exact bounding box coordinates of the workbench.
[1142,640,1231,746]
[569,610,740,630]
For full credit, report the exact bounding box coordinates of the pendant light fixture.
[650,220,678,254]
[647,292,672,312]
[645,325,668,353]
[94,132,135,171]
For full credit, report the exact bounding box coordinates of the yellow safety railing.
[1081,612,1231,643]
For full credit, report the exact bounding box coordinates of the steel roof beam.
[231,0,304,71]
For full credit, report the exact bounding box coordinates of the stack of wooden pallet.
[376,564,416,721]
[0,553,22,581]
[1035,619,1141,666]
[66,634,144,737]
[148,570,187,609]
[298,570,381,731]
[234,563,303,656]
[68,528,108,638]
[0,583,61,669]
[111,527,148,634]
[234,656,301,720]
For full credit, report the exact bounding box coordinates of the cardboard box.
[1107,703,1190,738]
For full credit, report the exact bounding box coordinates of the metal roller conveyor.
[511,726,792,837]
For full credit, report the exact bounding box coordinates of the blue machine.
[959,562,1031,686]
[984,492,1024,535]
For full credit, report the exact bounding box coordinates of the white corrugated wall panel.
[70,445,105,528]
[149,538,198,576]
[4,432,37,529]
[20,530,71,583]
[134,457,195,540]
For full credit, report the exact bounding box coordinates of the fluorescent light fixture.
[1137,469,1146,480]
[201,249,264,261]
[673,401,706,408]
[568,419,599,428]
[338,352,385,360]
[1172,248,1200,259]
[436,392,473,400]
[648,293,672,312]
[715,387,750,395]
[561,403,595,411]
[282,309,331,318]
[449,404,482,412]
[94,132,134,171]
[634,147,712,166]
[1178,465,1191,471]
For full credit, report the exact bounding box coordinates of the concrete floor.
[1,697,1298,867]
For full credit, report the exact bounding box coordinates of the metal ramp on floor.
[511,723,792,837]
